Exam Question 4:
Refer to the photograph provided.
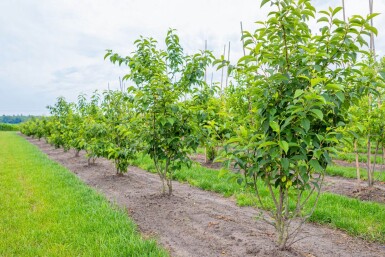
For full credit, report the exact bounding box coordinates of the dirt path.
[323,176,385,203]
[26,137,385,257]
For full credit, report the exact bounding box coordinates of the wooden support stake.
[225,41,231,88]
[220,44,226,94]
[240,21,246,56]
[204,40,208,83]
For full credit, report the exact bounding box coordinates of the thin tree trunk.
[166,158,172,195]
[354,139,361,184]
[277,188,289,250]
[204,146,207,163]
[367,137,373,187]
[372,141,380,177]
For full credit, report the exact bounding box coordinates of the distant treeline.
[0,115,38,124]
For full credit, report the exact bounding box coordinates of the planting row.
[21,0,384,249]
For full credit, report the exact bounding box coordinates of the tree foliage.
[220,0,377,249]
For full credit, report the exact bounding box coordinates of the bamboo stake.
[368,100,373,187]
[367,0,375,187]
[240,21,246,56]
[220,44,226,94]
[204,40,208,83]
[369,0,376,58]
[241,21,253,124]
[225,41,231,88]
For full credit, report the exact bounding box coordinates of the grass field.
[132,153,385,243]
[326,165,385,182]
[336,152,384,164]
[0,132,168,257]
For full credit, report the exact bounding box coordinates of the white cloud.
[0,0,384,115]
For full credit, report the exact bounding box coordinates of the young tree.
[101,90,141,175]
[193,86,233,163]
[222,0,377,249]
[106,29,213,195]
[46,97,73,150]
[81,92,108,165]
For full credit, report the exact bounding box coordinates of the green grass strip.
[0,132,168,257]
[132,153,385,243]
[336,152,384,165]
[326,165,385,182]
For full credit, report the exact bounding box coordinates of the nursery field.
[0,132,167,257]
[14,132,385,257]
[12,0,385,255]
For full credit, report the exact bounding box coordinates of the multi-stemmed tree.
[222,0,377,249]
[105,29,214,195]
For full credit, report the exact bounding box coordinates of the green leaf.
[326,84,344,91]
[311,77,325,86]
[317,17,329,23]
[281,158,289,170]
[261,0,269,8]
[269,120,280,133]
[218,168,229,178]
[367,13,381,21]
[309,159,324,173]
[379,71,385,80]
[167,117,175,125]
[279,140,289,154]
[335,92,345,102]
[294,89,304,99]
[331,7,343,17]
[259,141,277,148]
[310,109,323,120]
[356,124,365,133]
[366,25,378,36]
[301,118,310,132]
[104,51,112,60]
[301,10,315,18]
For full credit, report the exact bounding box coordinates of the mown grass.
[132,153,385,243]
[336,152,384,164]
[0,132,168,257]
[326,165,385,182]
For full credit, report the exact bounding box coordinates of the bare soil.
[25,136,385,257]
[323,176,385,203]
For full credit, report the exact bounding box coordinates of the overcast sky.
[1,0,384,115]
